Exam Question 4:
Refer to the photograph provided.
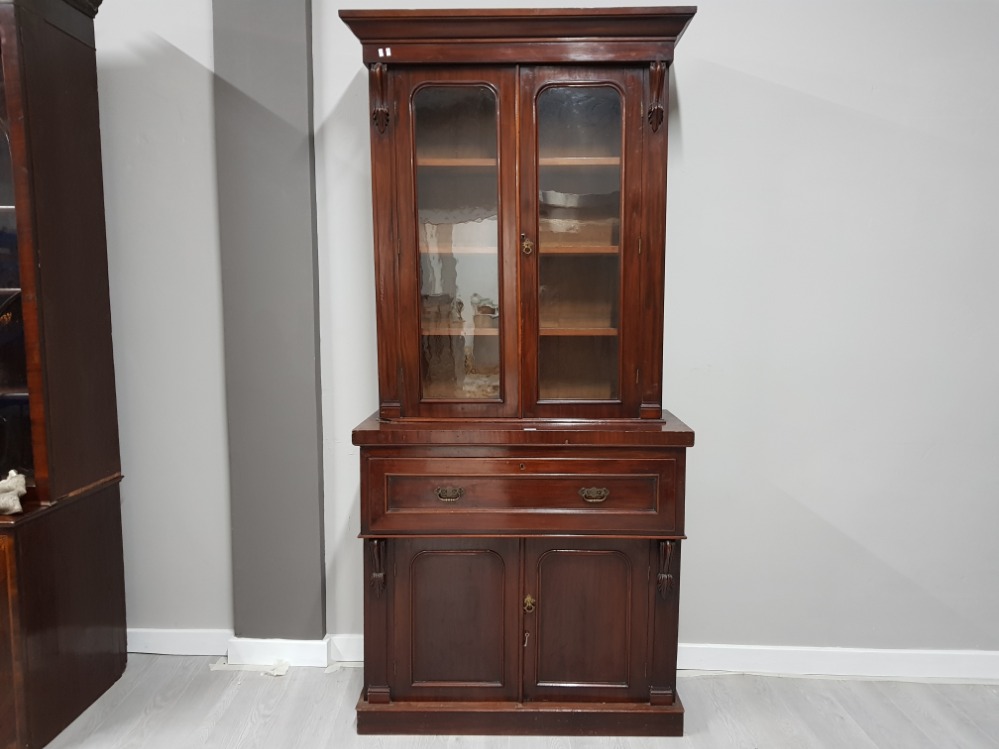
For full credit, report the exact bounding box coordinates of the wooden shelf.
[417,157,497,167]
[422,327,500,336]
[416,156,619,167]
[539,156,620,167]
[419,246,497,255]
[539,327,618,337]
[540,245,619,255]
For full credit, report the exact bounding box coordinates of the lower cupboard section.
[361,536,682,735]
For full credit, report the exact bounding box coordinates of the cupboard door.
[1,535,18,748]
[393,68,520,418]
[391,538,520,701]
[520,68,646,418]
[523,538,650,702]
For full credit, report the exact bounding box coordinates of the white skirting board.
[126,629,331,667]
[227,635,332,668]
[127,631,999,681]
[127,628,234,656]
[677,643,999,681]
[329,634,363,663]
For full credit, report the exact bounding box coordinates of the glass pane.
[0,119,33,481]
[414,86,501,400]
[536,86,622,401]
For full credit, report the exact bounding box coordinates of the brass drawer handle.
[578,487,610,503]
[523,594,536,613]
[435,486,464,503]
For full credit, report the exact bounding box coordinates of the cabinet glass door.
[396,69,518,417]
[522,69,643,417]
[0,104,32,486]
[415,85,500,400]
[536,85,622,400]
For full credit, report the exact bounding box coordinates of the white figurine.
[0,469,26,515]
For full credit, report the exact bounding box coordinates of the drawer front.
[364,456,680,535]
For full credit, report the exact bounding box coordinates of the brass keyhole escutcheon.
[523,594,536,613]
[521,233,534,255]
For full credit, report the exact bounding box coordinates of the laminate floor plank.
[47,656,999,749]
[932,683,999,747]
[48,654,209,749]
[765,677,879,749]
[812,679,935,749]
[678,674,769,748]
[871,680,999,749]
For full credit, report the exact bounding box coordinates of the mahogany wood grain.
[524,539,651,703]
[650,540,682,706]
[519,66,645,419]
[0,2,126,746]
[391,67,520,419]
[364,452,680,536]
[1,486,126,749]
[17,1,120,502]
[344,7,696,737]
[391,538,520,702]
[340,7,696,67]
[0,2,50,507]
[356,694,684,736]
[0,534,20,749]
[367,62,402,420]
[352,410,694,447]
[362,539,390,705]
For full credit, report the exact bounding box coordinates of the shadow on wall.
[96,35,234,631]
[313,68,379,640]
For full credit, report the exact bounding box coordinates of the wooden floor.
[47,655,999,748]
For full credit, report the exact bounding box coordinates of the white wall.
[315,0,999,654]
[96,1,233,640]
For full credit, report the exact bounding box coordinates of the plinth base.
[356,692,684,736]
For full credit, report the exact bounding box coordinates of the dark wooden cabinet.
[0,2,126,747]
[343,6,695,736]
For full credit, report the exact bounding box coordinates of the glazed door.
[394,68,520,418]
[520,68,646,418]
[522,538,651,702]
[0,73,36,498]
[391,538,520,702]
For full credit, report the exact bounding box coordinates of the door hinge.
[638,236,642,255]
[636,368,640,385]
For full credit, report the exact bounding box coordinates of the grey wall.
[214,0,325,640]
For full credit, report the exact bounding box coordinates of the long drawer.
[362,454,682,535]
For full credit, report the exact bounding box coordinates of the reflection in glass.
[536,86,623,400]
[0,119,33,480]
[414,85,501,400]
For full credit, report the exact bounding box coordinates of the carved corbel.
[657,540,675,599]
[371,63,390,134]
[369,539,386,597]
[648,61,668,133]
